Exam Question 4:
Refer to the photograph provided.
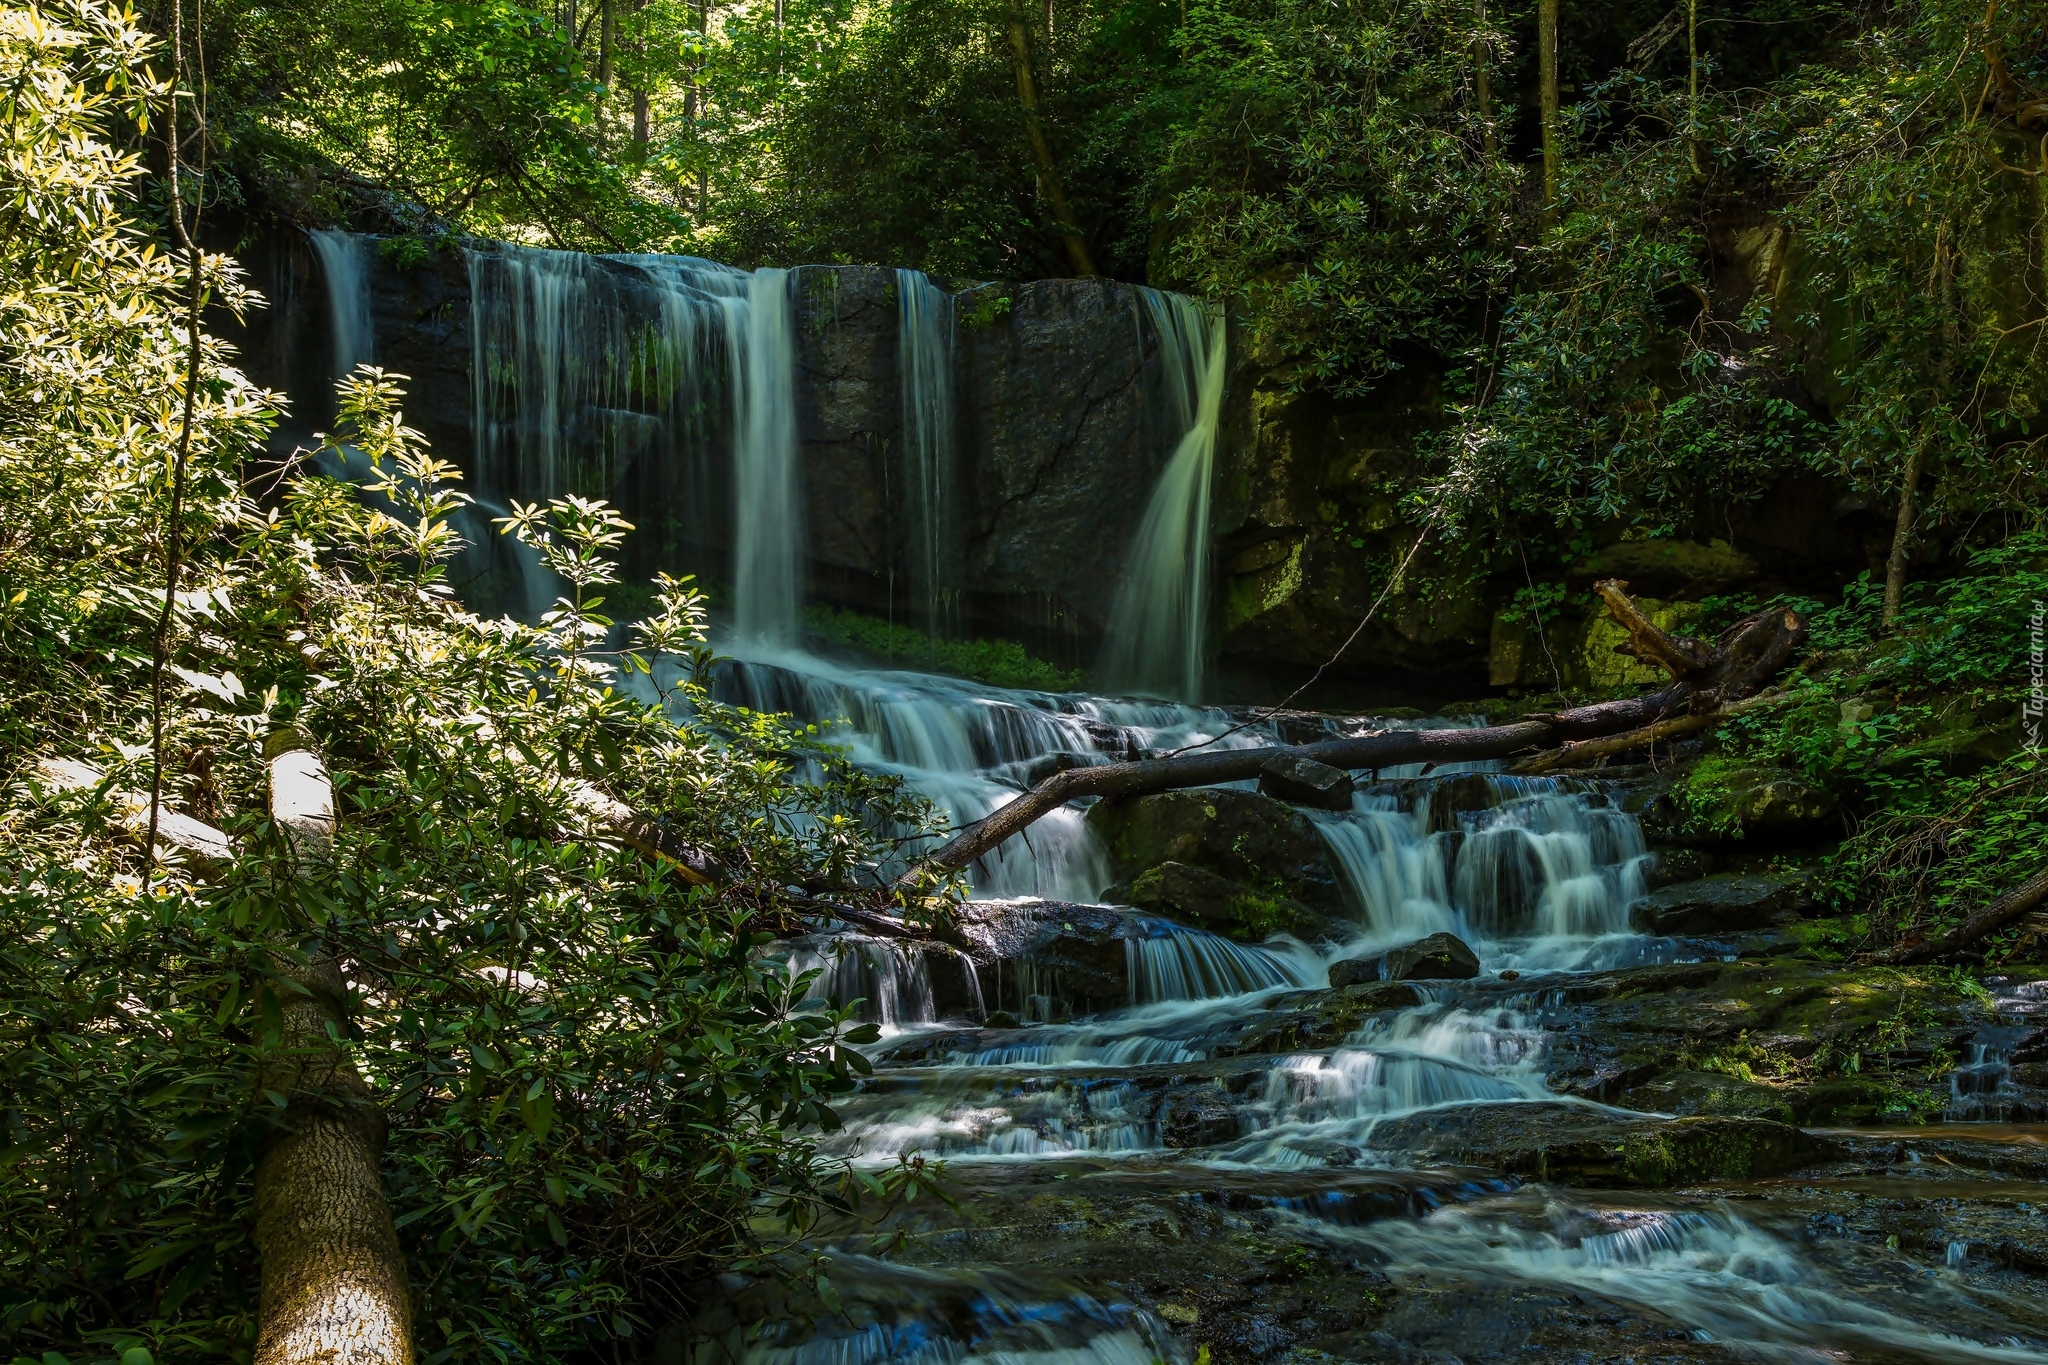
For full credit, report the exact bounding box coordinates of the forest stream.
[673,649,2048,1364]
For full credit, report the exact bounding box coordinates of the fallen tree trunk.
[1878,864,2048,965]
[908,584,1806,880]
[35,756,233,874]
[253,730,413,1365]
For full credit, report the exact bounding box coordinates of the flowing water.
[897,269,960,642]
[300,234,2048,1362]
[1095,291,1227,701]
[309,229,376,380]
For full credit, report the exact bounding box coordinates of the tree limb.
[904,588,1805,880]
[1877,864,2048,964]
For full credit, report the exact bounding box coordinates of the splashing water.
[1326,1196,2048,1363]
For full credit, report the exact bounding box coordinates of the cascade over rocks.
[919,585,1806,876]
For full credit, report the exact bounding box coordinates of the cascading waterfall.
[897,269,959,640]
[309,230,376,381]
[732,267,804,644]
[1095,291,1227,700]
[466,244,740,507]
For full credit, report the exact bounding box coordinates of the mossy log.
[908,583,1805,880]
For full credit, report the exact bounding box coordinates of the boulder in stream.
[1124,860,1321,941]
[954,898,1138,1017]
[1630,872,1813,936]
[1256,753,1354,810]
[1329,932,1480,986]
[1370,1101,1842,1186]
[1087,788,1342,912]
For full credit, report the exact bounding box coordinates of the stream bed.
[679,650,2048,1364]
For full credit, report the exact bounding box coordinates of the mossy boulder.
[1210,980,1425,1056]
[1619,1070,1795,1123]
[1086,788,1344,913]
[1370,1103,1840,1186]
[1630,872,1814,936]
[1124,861,1322,941]
[1641,758,1840,847]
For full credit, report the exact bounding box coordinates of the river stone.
[1160,1083,1239,1148]
[1618,1069,1794,1122]
[1630,873,1813,936]
[1424,773,1500,833]
[953,898,1138,1016]
[1329,932,1480,987]
[1369,1102,1841,1186]
[1086,788,1343,912]
[1257,754,1354,811]
[1124,861,1321,941]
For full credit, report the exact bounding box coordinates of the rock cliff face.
[222,232,1191,663]
[224,226,1884,697]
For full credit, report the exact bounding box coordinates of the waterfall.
[1095,291,1227,701]
[1124,919,1321,1004]
[732,267,804,644]
[309,229,376,382]
[466,245,740,506]
[897,269,959,640]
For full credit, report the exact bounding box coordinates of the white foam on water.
[1325,1200,2048,1363]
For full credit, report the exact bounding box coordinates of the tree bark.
[1005,12,1097,277]
[254,731,413,1365]
[35,756,233,874]
[1474,0,1494,154]
[1881,439,1923,629]
[1538,0,1560,208]
[908,584,1805,879]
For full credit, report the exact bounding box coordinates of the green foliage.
[0,15,937,1361]
[803,604,1082,693]
[1156,0,1515,392]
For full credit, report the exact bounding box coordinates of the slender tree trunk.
[1882,440,1923,629]
[629,0,648,160]
[1538,0,1560,209]
[1005,12,1097,277]
[1475,0,1494,155]
[1886,222,1957,629]
[598,0,614,98]
[1686,0,1701,175]
[253,733,412,1365]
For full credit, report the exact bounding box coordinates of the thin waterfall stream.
[299,234,2048,1365]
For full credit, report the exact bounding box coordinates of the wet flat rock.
[1367,1102,1843,1187]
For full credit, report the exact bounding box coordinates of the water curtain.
[1096,290,1227,701]
[732,267,803,645]
[308,229,376,380]
[897,269,960,642]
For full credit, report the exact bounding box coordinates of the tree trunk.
[254,732,413,1365]
[1474,0,1494,154]
[1881,439,1923,629]
[908,585,1805,879]
[1538,0,1560,208]
[1005,12,1097,277]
